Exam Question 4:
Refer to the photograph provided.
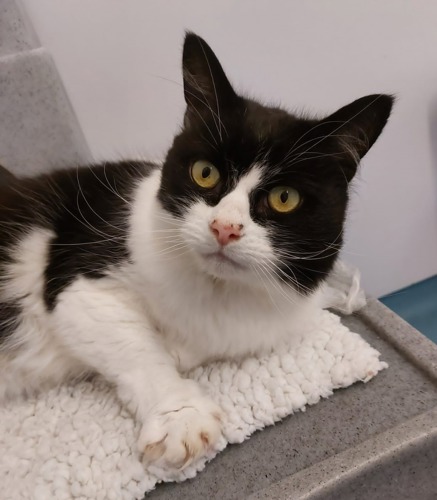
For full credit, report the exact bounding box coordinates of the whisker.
[251,264,289,319]
[285,96,384,165]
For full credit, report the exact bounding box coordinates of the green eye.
[191,160,220,189]
[268,186,301,213]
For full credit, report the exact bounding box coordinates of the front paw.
[139,396,223,474]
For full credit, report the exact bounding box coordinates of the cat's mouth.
[202,250,246,270]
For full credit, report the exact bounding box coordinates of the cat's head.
[158,32,393,293]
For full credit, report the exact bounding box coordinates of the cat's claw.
[139,397,223,473]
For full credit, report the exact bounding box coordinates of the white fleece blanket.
[0,306,387,500]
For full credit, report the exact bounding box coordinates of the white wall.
[21,0,437,297]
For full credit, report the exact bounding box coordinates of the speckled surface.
[0,0,39,58]
[0,49,91,175]
[250,408,437,500]
[0,0,91,175]
[146,300,437,499]
[362,298,437,383]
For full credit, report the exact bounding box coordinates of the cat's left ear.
[182,32,238,125]
[320,94,394,182]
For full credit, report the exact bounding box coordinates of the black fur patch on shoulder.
[0,161,157,316]
[43,162,156,309]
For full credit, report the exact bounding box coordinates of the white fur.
[0,229,81,400]
[0,165,350,472]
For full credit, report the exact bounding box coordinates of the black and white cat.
[0,33,392,472]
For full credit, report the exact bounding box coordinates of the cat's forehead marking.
[234,164,263,193]
[212,165,262,224]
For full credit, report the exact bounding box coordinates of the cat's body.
[0,33,393,473]
[0,161,319,393]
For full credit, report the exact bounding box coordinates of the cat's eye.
[191,160,220,189]
[268,186,301,214]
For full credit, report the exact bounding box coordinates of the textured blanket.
[1,304,387,500]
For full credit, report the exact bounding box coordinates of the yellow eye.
[191,160,220,189]
[268,186,301,213]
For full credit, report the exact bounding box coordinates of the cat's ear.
[319,94,394,182]
[182,32,237,125]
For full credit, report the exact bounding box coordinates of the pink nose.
[210,219,243,246]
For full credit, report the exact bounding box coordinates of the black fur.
[0,300,21,340]
[0,161,156,321]
[159,32,393,292]
[0,164,15,187]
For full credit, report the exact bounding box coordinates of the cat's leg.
[50,275,223,472]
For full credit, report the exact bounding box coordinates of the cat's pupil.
[202,167,211,179]
[280,190,289,204]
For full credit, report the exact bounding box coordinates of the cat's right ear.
[316,94,394,182]
[182,32,237,126]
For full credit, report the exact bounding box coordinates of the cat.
[0,32,393,473]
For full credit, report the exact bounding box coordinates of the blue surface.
[380,275,437,344]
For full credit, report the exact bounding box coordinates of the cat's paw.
[139,396,223,473]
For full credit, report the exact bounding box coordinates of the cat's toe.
[139,397,223,473]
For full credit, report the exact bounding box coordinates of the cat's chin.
[195,250,250,283]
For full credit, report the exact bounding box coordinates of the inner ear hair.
[182,32,237,118]
[321,94,394,181]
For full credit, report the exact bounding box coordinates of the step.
[0,48,92,176]
[0,0,39,58]
[381,275,437,344]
